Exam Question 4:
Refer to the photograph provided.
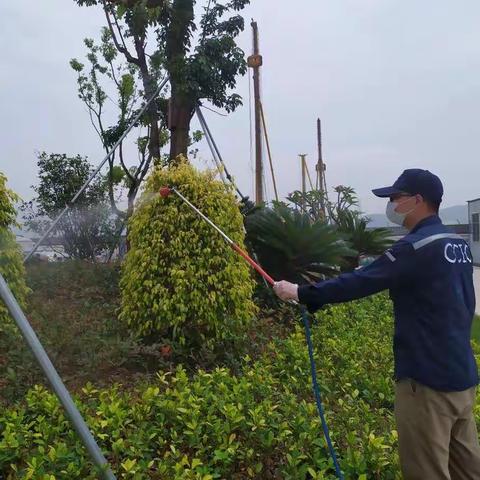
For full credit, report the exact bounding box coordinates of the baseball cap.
[372,169,443,204]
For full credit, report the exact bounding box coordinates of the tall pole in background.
[259,102,279,202]
[248,20,264,205]
[316,119,322,190]
[316,118,327,218]
[300,154,307,212]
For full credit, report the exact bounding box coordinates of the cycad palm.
[335,210,392,269]
[245,204,355,284]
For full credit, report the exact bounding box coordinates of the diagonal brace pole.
[195,106,246,201]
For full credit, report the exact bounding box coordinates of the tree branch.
[108,60,120,88]
[137,148,148,175]
[105,152,126,218]
[105,0,165,8]
[112,9,130,54]
[119,141,135,182]
[87,108,103,142]
[102,1,140,66]
[138,152,153,183]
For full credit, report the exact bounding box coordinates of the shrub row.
[1,295,478,479]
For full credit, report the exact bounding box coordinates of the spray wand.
[160,186,274,285]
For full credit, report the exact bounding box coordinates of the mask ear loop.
[397,194,421,216]
[395,194,419,209]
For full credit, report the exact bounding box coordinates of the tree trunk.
[133,36,162,160]
[168,95,193,160]
[166,0,195,162]
[124,190,137,253]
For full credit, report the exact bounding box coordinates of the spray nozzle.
[159,186,172,198]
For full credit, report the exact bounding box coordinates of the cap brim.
[371,186,403,198]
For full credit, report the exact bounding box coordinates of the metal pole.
[195,106,246,201]
[259,102,279,202]
[194,108,267,286]
[317,118,322,190]
[300,154,307,212]
[0,273,116,479]
[305,162,315,192]
[24,76,170,263]
[195,107,227,185]
[317,118,327,218]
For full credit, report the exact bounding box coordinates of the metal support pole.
[305,162,315,192]
[195,106,246,201]
[24,76,170,263]
[0,273,116,479]
[195,107,227,185]
[194,107,266,285]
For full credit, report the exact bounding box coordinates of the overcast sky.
[1,0,480,214]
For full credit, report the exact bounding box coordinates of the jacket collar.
[410,214,442,234]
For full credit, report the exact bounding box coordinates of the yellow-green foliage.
[0,172,29,324]
[0,295,428,478]
[120,161,256,345]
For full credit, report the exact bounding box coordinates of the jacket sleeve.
[297,240,415,313]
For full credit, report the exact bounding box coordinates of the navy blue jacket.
[298,215,478,392]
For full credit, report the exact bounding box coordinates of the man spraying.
[274,169,480,480]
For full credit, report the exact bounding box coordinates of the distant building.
[368,224,470,244]
[468,198,480,266]
[15,234,67,261]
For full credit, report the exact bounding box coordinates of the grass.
[0,261,139,406]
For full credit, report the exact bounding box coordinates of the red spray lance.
[159,186,275,285]
[159,185,344,479]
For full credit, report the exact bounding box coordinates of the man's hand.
[273,280,299,302]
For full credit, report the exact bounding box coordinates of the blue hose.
[301,307,344,480]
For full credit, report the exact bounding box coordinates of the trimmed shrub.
[120,161,256,347]
[0,172,29,324]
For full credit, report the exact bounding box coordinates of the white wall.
[469,200,480,265]
[474,268,480,315]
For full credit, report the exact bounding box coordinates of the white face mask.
[386,197,417,226]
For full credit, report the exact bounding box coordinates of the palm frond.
[245,205,355,284]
